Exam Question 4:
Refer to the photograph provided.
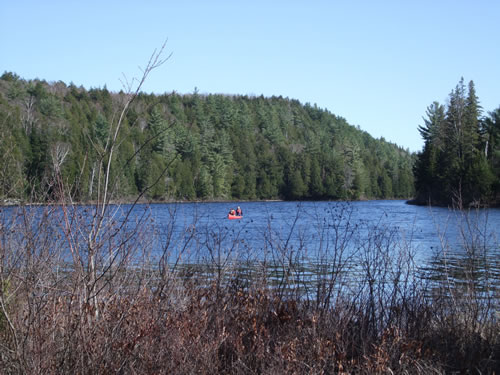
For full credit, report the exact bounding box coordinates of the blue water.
[1,200,499,289]
[143,200,500,292]
[145,200,499,257]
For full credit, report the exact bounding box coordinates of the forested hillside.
[0,72,414,203]
[413,78,500,207]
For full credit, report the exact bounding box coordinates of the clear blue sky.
[2,1,499,152]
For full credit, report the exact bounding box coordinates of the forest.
[413,78,500,207]
[0,71,415,203]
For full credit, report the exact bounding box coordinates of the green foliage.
[0,74,416,202]
[148,105,168,153]
[174,160,196,199]
[94,113,109,149]
[39,94,63,118]
[414,78,499,207]
[0,107,25,198]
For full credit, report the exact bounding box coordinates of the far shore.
[7,195,499,208]
[1,197,420,208]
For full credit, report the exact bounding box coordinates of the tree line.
[0,72,415,203]
[413,78,500,207]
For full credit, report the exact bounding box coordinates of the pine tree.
[484,108,500,172]
[462,80,490,203]
[414,79,495,206]
[148,105,168,153]
[414,101,445,203]
[0,110,25,198]
[289,169,307,199]
[0,74,417,202]
[464,80,481,161]
[174,160,196,200]
[308,156,323,199]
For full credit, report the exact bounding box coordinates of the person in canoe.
[229,208,236,216]
[236,206,243,216]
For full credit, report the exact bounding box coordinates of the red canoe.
[227,214,243,220]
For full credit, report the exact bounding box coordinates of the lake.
[144,200,499,254]
[2,200,499,294]
[133,200,499,293]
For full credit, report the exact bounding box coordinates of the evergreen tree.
[94,113,109,150]
[148,105,168,153]
[0,109,25,198]
[414,101,446,203]
[289,169,307,199]
[414,79,496,206]
[308,156,323,199]
[0,73,417,203]
[483,107,500,201]
[174,160,196,200]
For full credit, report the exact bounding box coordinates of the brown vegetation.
[0,202,498,374]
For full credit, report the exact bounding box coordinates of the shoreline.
[1,197,417,208]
